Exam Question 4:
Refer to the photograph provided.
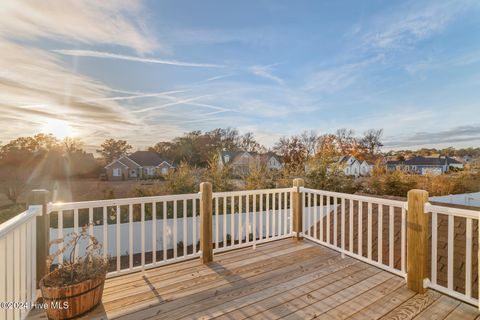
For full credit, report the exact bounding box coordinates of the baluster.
[401,206,406,273]
[74,208,79,259]
[341,198,345,255]
[333,197,338,247]
[173,200,178,259]
[349,199,353,252]
[266,193,270,239]
[447,214,454,289]
[358,201,363,256]
[326,196,330,244]
[320,195,324,242]
[129,204,133,269]
[163,202,167,261]
[183,199,187,256]
[230,196,235,246]
[431,212,438,285]
[239,195,243,244]
[193,199,197,254]
[141,202,145,267]
[378,204,383,263]
[272,192,276,238]
[103,207,108,259]
[58,211,64,264]
[283,191,288,236]
[246,194,250,244]
[368,202,372,260]
[260,194,264,240]
[215,197,219,249]
[223,197,227,247]
[465,217,472,298]
[389,206,394,268]
[152,202,157,263]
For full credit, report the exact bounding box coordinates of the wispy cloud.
[249,64,285,85]
[52,49,226,68]
[385,125,480,148]
[0,0,158,53]
[362,0,476,50]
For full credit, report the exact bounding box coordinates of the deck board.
[26,239,479,320]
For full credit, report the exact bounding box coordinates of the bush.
[202,154,234,192]
[163,162,198,194]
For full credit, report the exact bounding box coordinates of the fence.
[0,206,41,320]
[2,181,480,320]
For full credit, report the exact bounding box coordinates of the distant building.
[386,156,463,175]
[105,151,175,180]
[337,155,373,177]
[218,151,283,176]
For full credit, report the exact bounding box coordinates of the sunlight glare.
[41,119,74,139]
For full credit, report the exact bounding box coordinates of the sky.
[1,0,480,152]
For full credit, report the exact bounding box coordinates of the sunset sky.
[1,0,480,151]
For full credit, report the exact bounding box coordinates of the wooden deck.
[27,239,480,320]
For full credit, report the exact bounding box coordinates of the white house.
[218,151,283,175]
[338,155,372,177]
[105,151,175,180]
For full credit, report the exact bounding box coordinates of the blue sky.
[1,0,480,151]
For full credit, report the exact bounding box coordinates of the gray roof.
[387,156,461,166]
[128,151,168,167]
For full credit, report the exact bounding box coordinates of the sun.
[41,119,74,139]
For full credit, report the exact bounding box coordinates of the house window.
[224,155,230,163]
[146,167,155,175]
[161,167,168,175]
[113,168,121,177]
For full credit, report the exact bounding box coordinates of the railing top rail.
[300,187,408,209]
[213,187,294,197]
[0,205,41,238]
[425,202,480,219]
[48,193,201,212]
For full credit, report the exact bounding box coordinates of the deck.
[27,239,479,320]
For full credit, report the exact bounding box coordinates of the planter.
[39,269,106,320]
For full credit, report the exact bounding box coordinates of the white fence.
[212,188,294,253]
[300,187,407,277]
[2,185,480,318]
[425,203,480,306]
[0,206,41,320]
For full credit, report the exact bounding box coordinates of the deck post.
[406,189,429,293]
[292,178,304,240]
[28,189,51,288]
[200,182,213,264]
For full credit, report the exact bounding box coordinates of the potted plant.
[39,224,109,319]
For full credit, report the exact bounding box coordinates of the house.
[386,156,463,175]
[218,151,283,175]
[337,155,372,177]
[105,151,174,180]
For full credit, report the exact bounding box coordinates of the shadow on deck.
[27,239,479,320]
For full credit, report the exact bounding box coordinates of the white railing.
[212,188,293,253]
[425,203,480,306]
[48,193,201,278]
[0,206,41,320]
[300,187,407,277]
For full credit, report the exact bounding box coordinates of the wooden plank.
[279,271,394,320]
[412,295,460,319]
[188,261,368,320]
[379,290,442,320]
[113,248,349,319]
[443,302,480,320]
[345,286,416,320]
[101,245,333,316]
[104,241,313,295]
[316,277,405,319]
[214,263,372,320]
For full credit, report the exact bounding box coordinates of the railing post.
[199,182,213,264]
[406,189,429,293]
[292,178,304,240]
[27,189,51,288]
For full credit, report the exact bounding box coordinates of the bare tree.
[360,129,383,155]
[300,130,319,159]
[335,128,356,154]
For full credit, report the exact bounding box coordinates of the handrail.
[213,187,294,197]
[0,205,42,239]
[48,193,201,212]
[300,187,408,209]
[425,202,480,219]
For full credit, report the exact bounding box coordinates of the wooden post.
[200,182,213,264]
[292,178,304,240]
[27,189,51,288]
[406,189,429,293]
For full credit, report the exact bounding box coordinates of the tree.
[163,162,198,194]
[273,136,307,174]
[97,139,132,164]
[239,132,265,153]
[360,129,383,156]
[300,130,319,159]
[335,128,356,154]
[202,154,234,192]
[62,137,85,155]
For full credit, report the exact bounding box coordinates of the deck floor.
[28,239,479,320]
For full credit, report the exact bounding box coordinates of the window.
[224,155,230,163]
[113,168,121,177]
[161,167,168,175]
[146,167,155,175]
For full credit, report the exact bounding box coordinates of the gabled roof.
[405,156,447,166]
[128,151,166,166]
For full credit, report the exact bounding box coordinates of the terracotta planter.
[39,270,106,320]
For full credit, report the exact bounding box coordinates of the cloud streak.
[52,49,226,68]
